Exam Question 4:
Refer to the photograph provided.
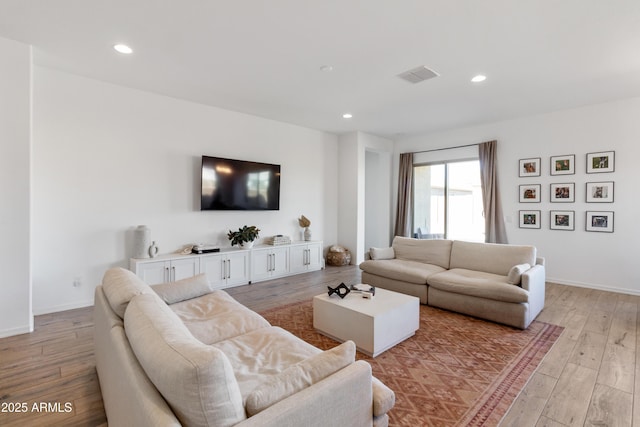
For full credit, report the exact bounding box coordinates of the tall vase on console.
[133,225,151,258]
[298,215,312,241]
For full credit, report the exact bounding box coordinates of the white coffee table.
[313,287,420,357]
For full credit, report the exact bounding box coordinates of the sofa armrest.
[536,256,545,267]
[521,264,546,327]
[237,361,378,427]
[521,264,545,292]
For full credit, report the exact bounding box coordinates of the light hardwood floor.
[0,265,637,426]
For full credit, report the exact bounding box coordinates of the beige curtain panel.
[478,140,508,243]
[394,152,414,237]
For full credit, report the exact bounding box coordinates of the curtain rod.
[406,142,479,155]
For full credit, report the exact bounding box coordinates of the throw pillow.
[370,247,395,260]
[245,340,356,416]
[152,273,213,304]
[507,263,531,285]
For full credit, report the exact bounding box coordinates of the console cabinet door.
[289,244,307,274]
[137,260,169,285]
[171,257,200,282]
[306,243,323,270]
[225,251,250,287]
[290,242,323,274]
[270,246,290,277]
[251,248,273,282]
[200,254,226,289]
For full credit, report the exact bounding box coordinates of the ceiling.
[1,0,640,138]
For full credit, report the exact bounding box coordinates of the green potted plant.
[227,225,260,247]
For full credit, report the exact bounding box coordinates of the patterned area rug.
[261,301,562,426]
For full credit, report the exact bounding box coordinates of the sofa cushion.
[507,263,531,285]
[102,267,153,319]
[449,240,536,276]
[427,268,530,303]
[125,293,246,427]
[245,341,356,416]
[212,326,321,400]
[152,273,213,304]
[392,237,453,269]
[170,290,271,344]
[369,247,395,260]
[360,259,445,285]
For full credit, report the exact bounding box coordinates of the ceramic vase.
[149,241,159,258]
[304,227,311,241]
[133,225,151,258]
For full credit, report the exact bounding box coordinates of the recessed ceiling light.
[342,113,353,119]
[113,44,133,54]
[320,65,334,72]
[471,75,486,83]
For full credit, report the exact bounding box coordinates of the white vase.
[149,241,159,258]
[304,227,311,241]
[133,225,151,258]
[242,240,254,249]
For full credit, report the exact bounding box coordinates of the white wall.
[364,137,393,249]
[338,132,393,263]
[0,37,32,337]
[337,132,361,261]
[396,98,640,294]
[32,66,338,314]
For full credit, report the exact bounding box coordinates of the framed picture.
[519,210,541,229]
[519,157,541,177]
[587,151,615,173]
[550,154,575,175]
[519,184,541,203]
[550,183,575,202]
[586,211,614,233]
[586,181,614,203]
[550,210,575,231]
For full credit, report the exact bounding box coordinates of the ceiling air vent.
[397,66,439,84]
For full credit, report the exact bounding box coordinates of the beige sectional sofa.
[94,267,395,427]
[359,237,545,329]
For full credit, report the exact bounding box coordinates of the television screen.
[201,156,281,210]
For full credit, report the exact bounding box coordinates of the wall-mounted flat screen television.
[201,156,281,210]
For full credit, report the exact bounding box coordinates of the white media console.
[130,240,323,289]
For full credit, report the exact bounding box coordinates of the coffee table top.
[313,287,419,317]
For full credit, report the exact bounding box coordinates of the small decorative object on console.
[266,235,292,245]
[298,215,312,241]
[149,241,159,258]
[327,282,351,299]
[191,244,221,254]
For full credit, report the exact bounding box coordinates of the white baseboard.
[0,324,33,339]
[33,299,94,316]
[546,277,640,296]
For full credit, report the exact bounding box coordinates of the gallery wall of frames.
[517,150,615,232]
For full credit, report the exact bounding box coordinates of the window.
[413,160,484,242]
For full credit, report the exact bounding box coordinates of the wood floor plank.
[583,309,613,335]
[499,372,556,427]
[534,416,566,427]
[584,383,632,427]
[558,307,589,341]
[537,333,577,379]
[568,330,607,370]
[541,362,598,426]
[597,343,635,393]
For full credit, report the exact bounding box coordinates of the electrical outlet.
[73,276,82,287]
